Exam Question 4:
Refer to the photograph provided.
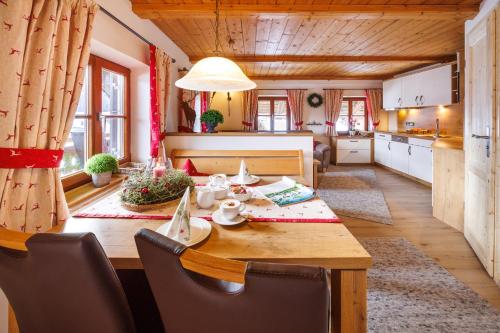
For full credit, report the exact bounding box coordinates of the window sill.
[65,174,127,212]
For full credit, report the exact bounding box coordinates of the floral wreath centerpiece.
[120,169,194,212]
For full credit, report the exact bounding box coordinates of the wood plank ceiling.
[131,0,481,80]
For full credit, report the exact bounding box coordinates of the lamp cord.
[214,0,221,55]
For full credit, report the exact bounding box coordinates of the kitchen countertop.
[335,135,373,140]
[375,131,463,150]
[432,137,463,150]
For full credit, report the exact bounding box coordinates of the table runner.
[73,189,340,223]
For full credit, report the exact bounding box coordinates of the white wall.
[206,80,385,133]
[92,0,190,162]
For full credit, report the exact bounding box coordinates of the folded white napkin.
[165,187,191,242]
[235,160,252,183]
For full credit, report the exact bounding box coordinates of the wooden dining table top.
[53,176,372,270]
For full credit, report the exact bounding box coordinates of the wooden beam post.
[189,55,456,64]
[131,3,479,20]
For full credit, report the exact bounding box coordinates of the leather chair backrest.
[0,232,136,333]
[135,228,329,333]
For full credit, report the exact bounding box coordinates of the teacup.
[210,186,228,200]
[209,174,227,187]
[220,199,245,220]
[196,187,215,209]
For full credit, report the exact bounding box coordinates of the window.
[62,55,131,190]
[336,97,367,133]
[255,97,290,131]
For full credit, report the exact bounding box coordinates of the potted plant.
[85,153,119,187]
[200,109,224,133]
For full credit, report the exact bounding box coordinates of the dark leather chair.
[135,228,330,333]
[0,231,136,333]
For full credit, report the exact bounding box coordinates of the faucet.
[434,118,440,138]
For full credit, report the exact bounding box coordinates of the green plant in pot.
[85,153,119,187]
[200,109,224,133]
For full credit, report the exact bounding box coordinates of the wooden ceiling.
[131,0,480,80]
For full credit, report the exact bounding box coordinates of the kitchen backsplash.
[388,104,463,136]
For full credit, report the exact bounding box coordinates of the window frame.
[254,96,291,132]
[337,97,368,134]
[62,55,131,191]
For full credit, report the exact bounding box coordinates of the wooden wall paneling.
[136,1,479,78]
[241,17,257,55]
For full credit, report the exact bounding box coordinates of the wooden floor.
[324,165,500,310]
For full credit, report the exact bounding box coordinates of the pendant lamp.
[175,0,256,92]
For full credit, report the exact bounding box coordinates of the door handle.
[388,142,391,151]
[408,145,412,155]
[471,134,491,158]
[419,95,423,105]
[414,96,419,105]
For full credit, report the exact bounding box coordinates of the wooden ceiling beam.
[249,75,387,81]
[189,55,455,63]
[131,4,479,20]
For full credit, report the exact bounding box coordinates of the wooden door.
[464,11,496,276]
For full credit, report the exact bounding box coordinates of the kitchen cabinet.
[383,64,453,109]
[336,138,372,164]
[390,141,410,174]
[374,133,391,166]
[408,138,433,183]
[382,78,402,109]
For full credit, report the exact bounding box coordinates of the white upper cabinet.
[382,78,402,109]
[383,64,453,109]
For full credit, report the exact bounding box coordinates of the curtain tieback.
[373,120,380,127]
[325,121,335,126]
[242,121,253,126]
[295,121,303,126]
[0,148,64,168]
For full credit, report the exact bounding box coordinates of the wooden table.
[55,177,372,333]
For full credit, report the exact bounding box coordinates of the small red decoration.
[141,187,149,194]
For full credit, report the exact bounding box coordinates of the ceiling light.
[175,0,256,92]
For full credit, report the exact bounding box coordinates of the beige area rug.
[316,167,393,224]
[361,237,500,332]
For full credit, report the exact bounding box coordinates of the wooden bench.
[170,149,304,177]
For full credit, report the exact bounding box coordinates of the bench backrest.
[170,149,304,177]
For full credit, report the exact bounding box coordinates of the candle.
[153,157,166,178]
[153,165,166,178]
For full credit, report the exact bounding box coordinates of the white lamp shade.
[175,56,257,92]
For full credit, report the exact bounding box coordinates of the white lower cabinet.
[374,134,433,184]
[374,138,391,166]
[409,144,433,183]
[336,138,372,164]
[390,141,410,174]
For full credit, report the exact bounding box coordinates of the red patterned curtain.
[200,91,210,133]
[324,89,344,136]
[241,89,258,131]
[286,89,306,130]
[0,0,97,232]
[365,89,382,130]
[149,45,172,158]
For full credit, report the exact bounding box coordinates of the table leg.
[331,269,367,333]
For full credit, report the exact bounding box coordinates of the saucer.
[212,209,246,226]
[230,175,260,185]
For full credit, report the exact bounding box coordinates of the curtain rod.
[99,6,176,63]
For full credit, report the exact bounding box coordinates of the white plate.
[156,217,212,247]
[212,209,246,226]
[230,175,260,185]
